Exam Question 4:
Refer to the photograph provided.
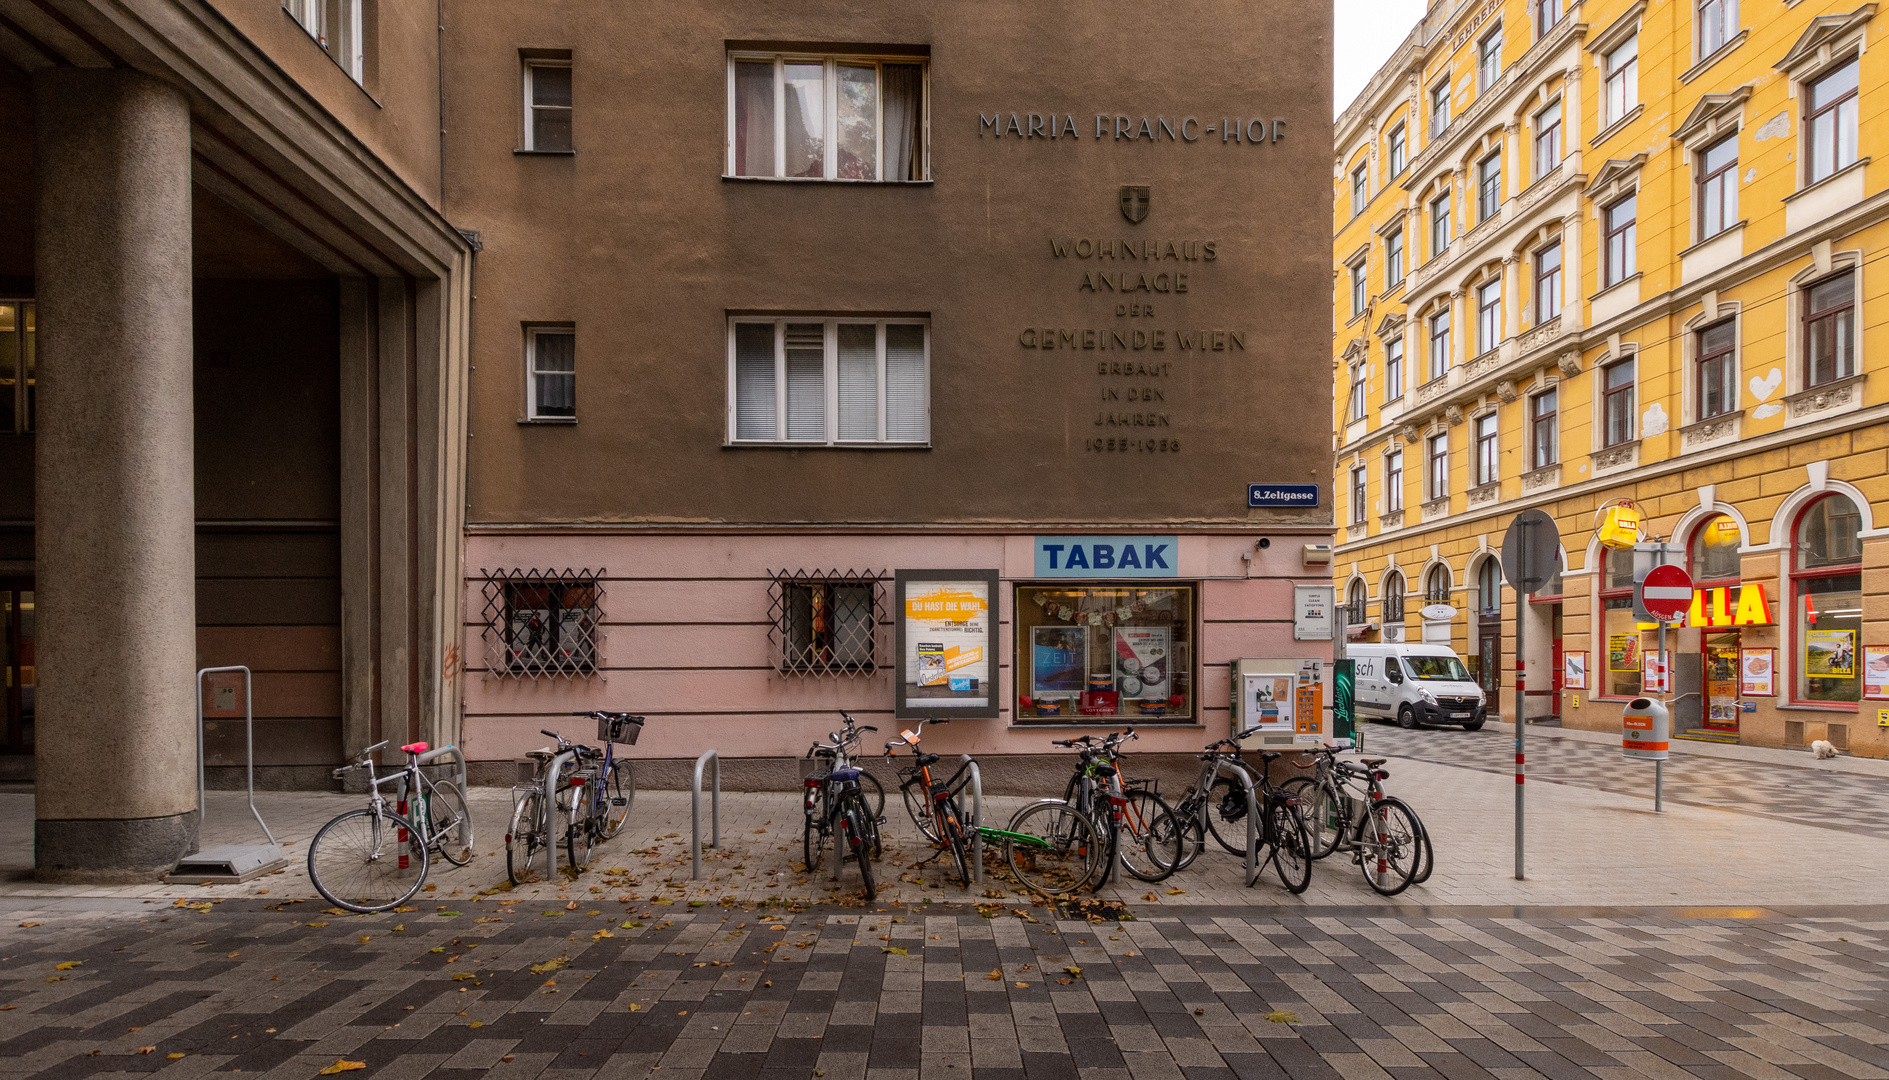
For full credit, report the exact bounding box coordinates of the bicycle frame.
[342,745,433,872]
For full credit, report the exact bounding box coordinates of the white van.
[1349,643,1487,730]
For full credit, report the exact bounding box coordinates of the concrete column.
[32,70,197,882]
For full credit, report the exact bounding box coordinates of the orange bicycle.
[883,719,975,888]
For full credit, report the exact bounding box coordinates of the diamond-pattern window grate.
[479,567,604,680]
[768,569,885,677]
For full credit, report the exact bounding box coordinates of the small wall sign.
[1248,483,1319,508]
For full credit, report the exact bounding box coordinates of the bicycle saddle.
[402,742,429,754]
[1361,757,1387,767]
[916,752,940,767]
[1259,750,1282,762]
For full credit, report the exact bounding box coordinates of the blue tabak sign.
[1248,483,1319,508]
[1034,536,1178,578]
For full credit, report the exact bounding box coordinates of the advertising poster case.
[895,570,1001,719]
[1865,646,1889,700]
[1739,647,1776,697]
[1563,651,1587,690]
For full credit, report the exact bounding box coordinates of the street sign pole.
[1656,618,1665,812]
[1501,508,1558,882]
[1637,558,1692,814]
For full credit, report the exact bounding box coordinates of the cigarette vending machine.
[1228,657,1327,748]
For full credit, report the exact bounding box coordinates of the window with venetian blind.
[728,51,929,182]
[730,318,929,446]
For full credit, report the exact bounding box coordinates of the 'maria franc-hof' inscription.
[978,113,1286,145]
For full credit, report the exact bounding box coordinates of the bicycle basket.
[598,714,644,744]
[515,761,539,783]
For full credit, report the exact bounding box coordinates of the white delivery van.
[1349,643,1487,730]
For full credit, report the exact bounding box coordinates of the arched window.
[1346,579,1367,624]
[1383,573,1406,622]
[1477,558,1501,615]
[1689,513,1742,584]
[1424,564,1452,603]
[1793,493,1863,704]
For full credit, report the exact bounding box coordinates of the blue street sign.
[1247,484,1319,508]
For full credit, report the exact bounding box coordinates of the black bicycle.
[1169,733,1313,893]
[803,717,882,898]
[1050,730,1183,884]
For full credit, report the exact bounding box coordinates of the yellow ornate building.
[1332,0,1889,754]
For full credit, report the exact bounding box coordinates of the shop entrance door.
[1702,632,1740,732]
[1477,614,1501,714]
[1,580,32,755]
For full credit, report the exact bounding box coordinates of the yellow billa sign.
[905,589,987,622]
[1596,504,1642,548]
[1687,584,1773,627]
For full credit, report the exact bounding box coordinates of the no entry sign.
[1637,564,1694,622]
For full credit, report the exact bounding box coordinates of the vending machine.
[1228,657,1327,747]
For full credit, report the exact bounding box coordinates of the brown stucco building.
[0,0,1333,880]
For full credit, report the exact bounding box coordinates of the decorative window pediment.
[1374,312,1407,339]
[1583,153,1647,203]
[1674,87,1751,148]
[1585,0,1647,57]
[1342,336,1369,363]
[1774,6,1877,80]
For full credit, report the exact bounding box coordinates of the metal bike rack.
[542,748,577,881]
[169,666,287,883]
[691,749,720,881]
[407,745,474,855]
[961,754,983,884]
[1211,760,1260,887]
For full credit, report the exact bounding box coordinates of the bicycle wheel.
[595,759,635,840]
[1205,777,1256,855]
[857,770,886,819]
[1280,777,1343,860]
[1171,798,1206,871]
[1266,800,1313,894]
[1357,797,1423,896]
[425,779,473,867]
[506,790,549,884]
[308,808,428,913]
[1004,800,1101,895]
[841,801,876,900]
[1119,790,1184,882]
[560,783,591,872]
[937,795,972,888]
[1412,815,1435,885]
[901,776,940,843]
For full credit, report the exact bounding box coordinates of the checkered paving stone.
[4,901,1889,1080]
[1362,724,1889,836]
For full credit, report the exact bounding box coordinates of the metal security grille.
[479,568,603,679]
[768,569,884,676]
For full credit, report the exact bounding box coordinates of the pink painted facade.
[460,530,1332,764]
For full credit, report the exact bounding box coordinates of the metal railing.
[691,749,720,881]
[194,666,277,853]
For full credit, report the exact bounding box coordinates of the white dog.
[1811,739,1839,759]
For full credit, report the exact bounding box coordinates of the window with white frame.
[1429,192,1451,257]
[1427,310,1450,381]
[729,52,928,181]
[1805,58,1859,184]
[1698,0,1738,57]
[1696,319,1736,418]
[1697,134,1738,239]
[1476,151,1502,221]
[1426,433,1449,499]
[1352,165,1368,216]
[1603,194,1637,287]
[1537,0,1564,36]
[1351,466,1368,523]
[1533,99,1562,178]
[1350,262,1368,318]
[522,58,573,152]
[1478,28,1503,91]
[1385,451,1405,512]
[526,327,576,420]
[285,0,365,83]
[1534,242,1562,322]
[1474,413,1499,486]
[1604,36,1638,126]
[1430,80,1451,137]
[1386,229,1405,288]
[1388,125,1407,177]
[1476,280,1501,356]
[1385,337,1404,400]
[730,318,929,445]
[1347,363,1368,423]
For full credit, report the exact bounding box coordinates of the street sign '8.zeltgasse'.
[1248,484,1318,508]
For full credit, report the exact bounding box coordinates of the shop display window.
[1794,494,1863,704]
[1689,514,1742,584]
[1015,584,1194,722]
[1602,598,1644,697]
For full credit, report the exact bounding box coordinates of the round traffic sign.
[1501,508,1559,594]
[1639,563,1694,622]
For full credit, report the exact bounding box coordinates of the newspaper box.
[1622,697,1669,761]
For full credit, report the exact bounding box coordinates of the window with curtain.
[526,328,576,420]
[523,60,573,152]
[287,0,365,84]
[1347,580,1368,623]
[1536,0,1563,37]
[1478,29,1503,91]
[1383,574,1406,622]
[1427,433,1448,499]
[1351,466,1368,524]
[1696,319,1736,418]
[1604,36,1638,125]
[1530,388,1557,468]
[1804,271,1855,387]
[1698,0,1737,56]
[730,318,929,445]
[1806,59,1859,183]
[729,53,927,181]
